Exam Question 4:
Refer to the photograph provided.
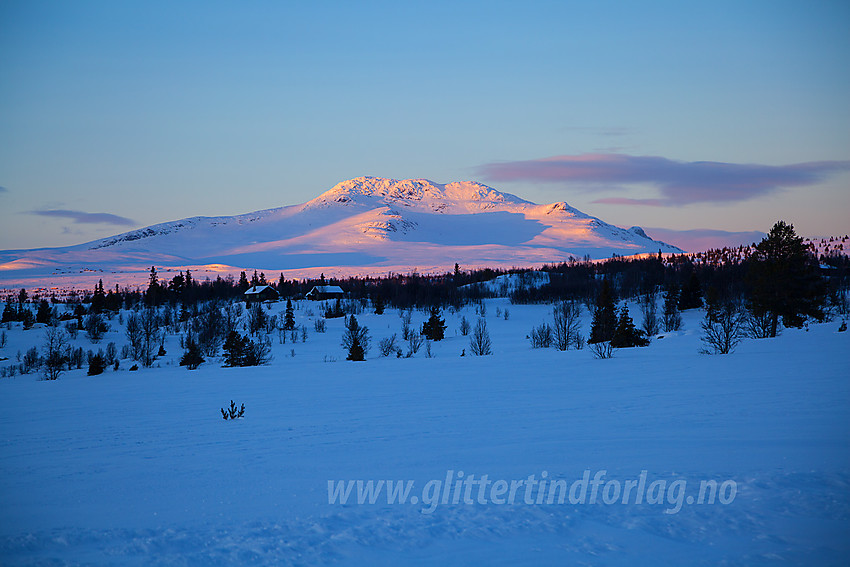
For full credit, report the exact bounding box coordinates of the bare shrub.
[530,323,552,348]
[744,309,775,339]
[407,332,424,356]
[590,340,613,359]
[42,326,69,380]
[379,334,399,357]
[469,318,492,356]
[701,302,745,355]
[84,313,109,343]
[553,301,582,351]
[639,292,660,337]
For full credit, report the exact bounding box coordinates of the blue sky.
[1,0,848,251]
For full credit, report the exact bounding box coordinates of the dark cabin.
[244,285,279,304]
[305,285,345,301]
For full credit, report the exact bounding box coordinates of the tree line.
[1,221,845,375]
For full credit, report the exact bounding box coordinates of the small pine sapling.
[220,400,245,420]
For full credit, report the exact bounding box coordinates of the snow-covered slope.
[0,177,681,289]
[1,300,848,564]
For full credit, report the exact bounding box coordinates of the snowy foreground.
[1,299,848,565]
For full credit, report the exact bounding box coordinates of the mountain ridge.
[0,177,682,289]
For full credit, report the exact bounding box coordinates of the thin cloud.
[29,209,136,226]
[559,126,633,137]
[478,153,850,206]
[0,186,8,193]
[593,197,666,207]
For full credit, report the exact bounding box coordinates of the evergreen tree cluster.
[1,221,841,371]
[588,282,649,350]
[610,306,649,348]
[222,331,272,367]
[747,221,826,337]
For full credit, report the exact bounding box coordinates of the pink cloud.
[477,154,850,206]
[29,209,136,226]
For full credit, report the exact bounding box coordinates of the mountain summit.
[306,177,532,210]
[0,177,681,288]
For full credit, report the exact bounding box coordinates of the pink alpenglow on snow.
[0,177,682,290]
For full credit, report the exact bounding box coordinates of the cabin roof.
[244,285,277,295]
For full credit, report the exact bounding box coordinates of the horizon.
[1,1,849,253]
[0,172,840,255]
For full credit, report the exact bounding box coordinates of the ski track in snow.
[0,300,848,565]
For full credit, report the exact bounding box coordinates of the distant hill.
[0,177,681,290]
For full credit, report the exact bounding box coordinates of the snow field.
[1,298,848,565]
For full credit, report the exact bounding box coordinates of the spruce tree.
[21,309,35,329]
[146,267,160,306]
[284,299,296,330]
[678,271,702,310]
[421,306,446,341]
[347,334,365,361]
[611,306,649,348]
[169,273,185,295]
[662,283,683,332]
[91,279,106,313]
[2,301,16,323]
[748,221,825,337]
[180,335,205,370]
[373,294,385,315]
[223,331,246,367]
[238,271,250,291]
[588,280,617,344]
[36,299,52,324]
[342,315,369,361]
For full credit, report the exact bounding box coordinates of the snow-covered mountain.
[0,177,682,289]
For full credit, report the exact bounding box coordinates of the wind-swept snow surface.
[1,301,847,565]
[0,178,681,289]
